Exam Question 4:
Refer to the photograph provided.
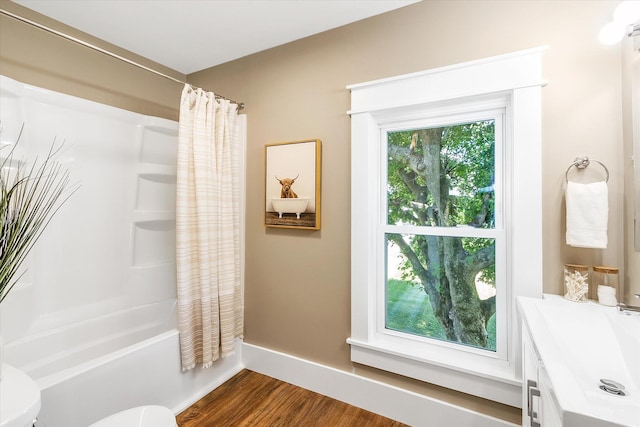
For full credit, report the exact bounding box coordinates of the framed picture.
[265,139,321,230]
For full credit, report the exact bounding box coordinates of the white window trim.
[347,47,546,407]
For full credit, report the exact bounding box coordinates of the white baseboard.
[242,342,519,427]
[172,339,245,415]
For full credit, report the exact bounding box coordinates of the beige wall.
[188,0,624,422]
[0,0,182,120]
[1,0,630,424]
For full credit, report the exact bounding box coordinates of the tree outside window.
[384,120,497,351]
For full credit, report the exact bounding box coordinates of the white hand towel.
[566,181,608,248]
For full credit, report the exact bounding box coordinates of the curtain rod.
[0,8,245,111]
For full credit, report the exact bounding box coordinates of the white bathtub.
[3,301,243,427]
[4,301,177,387]
[271,197,310,218]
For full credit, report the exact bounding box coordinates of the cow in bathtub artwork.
[272,174,309,220]
[265,140,321,230]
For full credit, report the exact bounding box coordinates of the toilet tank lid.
[88,405,176,427]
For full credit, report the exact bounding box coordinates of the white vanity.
[519,295,640,427]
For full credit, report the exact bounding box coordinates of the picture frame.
[265,139,321,230]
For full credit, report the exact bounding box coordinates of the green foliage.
[442,121,495,225]
[386,279,496,350]
[387,131,425,225]
[387,121,495,228]
[386,279,446,339]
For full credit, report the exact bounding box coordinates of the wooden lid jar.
[591,265,619,306]
[563,263,589,302]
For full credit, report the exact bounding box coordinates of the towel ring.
[565,156,609,183]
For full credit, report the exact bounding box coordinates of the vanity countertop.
[518,295,640,427]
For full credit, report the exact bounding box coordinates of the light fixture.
[599,0,640,45]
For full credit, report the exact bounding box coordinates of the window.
[383,113,503,355]
[347,48,545,407]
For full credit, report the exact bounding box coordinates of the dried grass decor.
[0,126,76,303]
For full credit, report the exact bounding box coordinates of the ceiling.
[12,0,419,75]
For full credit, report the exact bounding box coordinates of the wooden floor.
[177,369,408,427]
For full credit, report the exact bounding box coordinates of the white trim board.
[242,342,518,427]
[347,46,547,115]
[346,46,545,406]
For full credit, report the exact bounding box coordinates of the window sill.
[347,337,521,407]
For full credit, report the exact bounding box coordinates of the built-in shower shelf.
[137,163,176,182]
[133,215,175,228]
[139,122,178,166]
[130,259,176,270]
[130,260,174,270]
[139,173,176,184]
[141,117,179,137]
[132,217,175,268]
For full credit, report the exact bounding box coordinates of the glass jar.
[592,265,619,306]
[564,263,589,302]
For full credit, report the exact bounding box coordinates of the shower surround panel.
[0,75,177,338]
[0,75,242,426]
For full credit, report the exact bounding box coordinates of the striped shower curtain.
[176,85,245,370]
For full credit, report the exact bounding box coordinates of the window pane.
[387,121,495,228]
[385,233,496,351]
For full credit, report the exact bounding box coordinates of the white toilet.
[88,405,177,427]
